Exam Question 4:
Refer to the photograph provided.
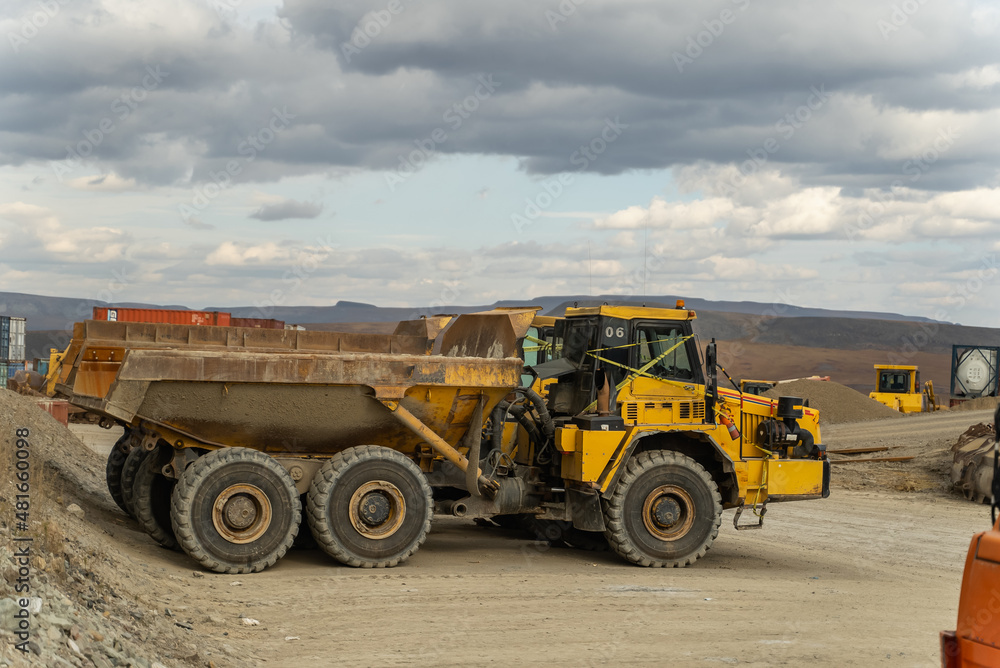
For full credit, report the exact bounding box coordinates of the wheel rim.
[212,484,272,544]
[348,480,406,540]
[641,485,695,541]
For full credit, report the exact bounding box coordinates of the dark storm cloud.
[249,198,323,221]
[1,0,998,188]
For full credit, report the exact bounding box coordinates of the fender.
[597,429,738,502]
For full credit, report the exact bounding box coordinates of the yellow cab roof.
[874,364,917,371]
[563,305,697,321]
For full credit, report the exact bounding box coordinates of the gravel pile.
[0,389,233,667]
[764,379,906,425]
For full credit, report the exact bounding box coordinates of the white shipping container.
[7,316,25,361]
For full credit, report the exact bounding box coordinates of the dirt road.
[62,409,996,667]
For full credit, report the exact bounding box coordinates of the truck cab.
[510,303,830,566]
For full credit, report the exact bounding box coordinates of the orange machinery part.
[941,516,1000,668]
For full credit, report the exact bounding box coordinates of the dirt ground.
[4,404,997,667]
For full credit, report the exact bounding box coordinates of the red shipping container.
[36,399,70,427]
[92,307,231,327]
[230,317,286,329]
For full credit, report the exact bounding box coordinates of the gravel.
[0,389,234,667]
[764,379,907,425]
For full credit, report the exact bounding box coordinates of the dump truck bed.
[59,313,532,456]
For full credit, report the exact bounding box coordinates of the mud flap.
[567,488,605,532]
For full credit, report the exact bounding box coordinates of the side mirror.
[705,340,717,370]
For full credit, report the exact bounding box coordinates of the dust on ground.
[764,378,905,424]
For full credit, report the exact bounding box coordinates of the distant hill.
[1,290,944,331]
[13,290,1000,393]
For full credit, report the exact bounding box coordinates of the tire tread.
[306,445,432,568]
[170,447,301,574]
[603,450,722,568]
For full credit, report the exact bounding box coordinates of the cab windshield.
[633,324,694,381]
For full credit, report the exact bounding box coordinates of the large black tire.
[105,435,131,516]
[132,449,179,551]
[307,445,432,568]
[120,446,149,518]
[170,448,301,574]
[603,450,722,568]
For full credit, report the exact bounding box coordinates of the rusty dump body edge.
[60,311,534,457]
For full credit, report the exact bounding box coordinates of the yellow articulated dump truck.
[55,303,828,574]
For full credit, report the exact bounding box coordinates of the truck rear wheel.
[105,435,131,516]
[603,450,722,568]
[307,445,432,568]
[120,446,148,518]
[170,447,301,574]
[132,447,179,551]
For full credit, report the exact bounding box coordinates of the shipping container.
[229,317,286,329]
[36,399,69,426]
[92,307,232,327]
[34,358,50,376]
[1,360,25,389]
[0,316,26,361]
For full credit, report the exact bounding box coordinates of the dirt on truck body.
[56,304,829,576]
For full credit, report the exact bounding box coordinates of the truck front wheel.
[307,445,432,568]
[603,450,722,567]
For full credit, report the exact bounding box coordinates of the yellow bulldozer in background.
[869,364,943,413]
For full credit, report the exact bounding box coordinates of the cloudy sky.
[1,0,999,325]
